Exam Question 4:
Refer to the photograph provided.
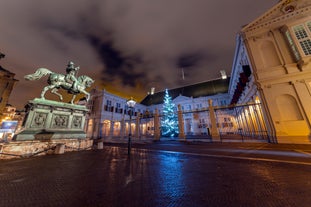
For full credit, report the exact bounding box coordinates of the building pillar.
[94,121,100,138]
[109,120,114,138]
[154,108,160,141]
[99,122,103,139]
[120,118,125,139]
[178,104,185,140]
[135,112,140,139]
[208,99,220,142]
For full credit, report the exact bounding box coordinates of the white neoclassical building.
[86,0,311,144]
[86,77,261,143]
[230,0,311,143]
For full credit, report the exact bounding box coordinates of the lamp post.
[126,98,136,155]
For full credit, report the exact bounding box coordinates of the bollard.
[54,144,65,154]
[97,141,104,149]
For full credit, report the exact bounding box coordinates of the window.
[282,27,301,61]
[187,105,191,111]
[105,100,113,112]
[115,103,122,113]
[220,100,227,106]
[292,22,311,56]
[196,103,202,109]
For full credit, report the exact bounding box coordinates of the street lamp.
[126,97,136,155]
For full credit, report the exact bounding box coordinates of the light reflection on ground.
[156,152,186,202]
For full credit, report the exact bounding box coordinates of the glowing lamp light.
[126,97,136,156]
[126,98,136,108]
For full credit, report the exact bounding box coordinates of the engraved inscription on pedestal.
[52,115,69,128]
[72,116,82,129]
[31,112,48,128]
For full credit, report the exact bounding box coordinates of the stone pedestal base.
[0,139,94,159]
[97,141,104,149]
[14,98,89,141]
[55,143,65,154]
[15,130,87,141]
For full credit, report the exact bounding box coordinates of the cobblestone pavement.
[1,141,311,207]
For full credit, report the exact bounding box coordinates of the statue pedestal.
[14,98,89,141]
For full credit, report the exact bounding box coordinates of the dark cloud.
[88,36,124,70]
[177,52,203,68]
[0,0,277,109]
[87,34,146,87]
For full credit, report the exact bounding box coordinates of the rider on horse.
[65,61,80,92]
[24,61,94,103]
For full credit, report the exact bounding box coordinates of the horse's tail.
[24,68,52,81]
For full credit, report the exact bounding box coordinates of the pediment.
[172,95,191,103]
[242,0,311,33]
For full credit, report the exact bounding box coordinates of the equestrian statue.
[24,61,94,104]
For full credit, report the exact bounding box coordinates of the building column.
[135,112,140,139]
[292,81,311,135]
[154,108,160,141]
[99,122,103,139]
[178,104,185,140]
[208,99,220,142]
[120,118,125,139]
[93,121,99,139]
[109,121,114,138]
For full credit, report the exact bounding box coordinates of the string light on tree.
[161,89,179,137]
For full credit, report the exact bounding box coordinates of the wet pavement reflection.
[156,153,186,206]
[0,143,311,207]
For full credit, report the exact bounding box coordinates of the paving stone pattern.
[0,143,311,207]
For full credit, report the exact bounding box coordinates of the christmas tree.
[161,89,179,137]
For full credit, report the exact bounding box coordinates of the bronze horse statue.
[24,68,94,104]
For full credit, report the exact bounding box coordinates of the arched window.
[276,94,303,121]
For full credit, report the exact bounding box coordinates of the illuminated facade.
[86,79,243,141]
[232,0,311,143]
[0,104,21,141]
[0,65,18,119]
[86,0,311,144]
[86,89,148,139]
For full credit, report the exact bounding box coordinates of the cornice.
[243,5,311,35]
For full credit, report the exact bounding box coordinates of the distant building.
[0,56,18,119]
[1,104,16,121]
[86,78,247,141]
[0,104,20,142]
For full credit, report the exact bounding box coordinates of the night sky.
[0,0,277,109]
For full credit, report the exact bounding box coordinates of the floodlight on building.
[220,70,227,79]
[151,87,155,95]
